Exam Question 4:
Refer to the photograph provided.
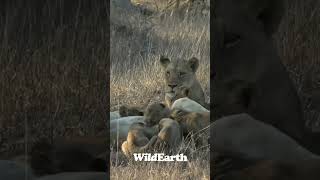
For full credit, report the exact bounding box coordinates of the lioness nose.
[168,84,177,89]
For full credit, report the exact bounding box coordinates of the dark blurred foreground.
[0,0,109,157]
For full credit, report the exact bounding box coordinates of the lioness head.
[160,55,200,98]
[212,0,287,119]
[144,102,170,126]
[160,56,199,92]
[212,0,285,81]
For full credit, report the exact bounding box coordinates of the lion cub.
[121,122,158,158]
[154,118,182,153]
[144,102,171,126]
[170,108,210,146]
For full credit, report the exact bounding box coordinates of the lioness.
[30,137,107,176]
[121,122,158,158]
[211,113,320,179]
[212,0,318,152]
[216,159,320,180]
[160,56,206,108]
[210,114,319,163]
[171,97,209,113]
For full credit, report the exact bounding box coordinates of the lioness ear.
[159,55,170,68]
[188,57,199,73]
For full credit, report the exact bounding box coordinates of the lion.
[159,56,206,108]
[210,113,320,179]
[170,108,209,146]
[30,137,107,176]
[210,114,318,164]
[144,102,171,126]
[121,122,159,158]
[154,118,182,153]
[211,0,320,153]
[214,159,320,180]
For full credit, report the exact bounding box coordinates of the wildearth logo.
[133,153,188,162]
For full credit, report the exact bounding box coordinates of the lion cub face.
[144,102,170,126]
[160,56,199,96]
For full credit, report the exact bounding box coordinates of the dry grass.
[110,1,210,179]
[275,0,320,128]
[110,2,210,110]
[0,1,108,157]
[111,135,210,180]
[111,156,209,180]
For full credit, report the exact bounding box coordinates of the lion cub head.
[159,56,205,107]
[144,102,170,126]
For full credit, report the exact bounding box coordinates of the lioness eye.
[166,71,170,76]
[224,32,241,48]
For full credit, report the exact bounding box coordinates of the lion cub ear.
[188,57,199,73]
[160,55,170,68]
[119,105,128,117]
[182,88,190,97]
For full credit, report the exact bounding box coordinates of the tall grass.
[110,3,210,110]
[110,1,210,179]
[0,1,108,157]
[275,0,320,128]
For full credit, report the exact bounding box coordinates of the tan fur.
[154,118,182,153]
[217,159,320,180]
[121,122,158,158]
[160,56,206,108]
[30,136,107,176]
[170,108,209,146]
[144,102,170,126]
